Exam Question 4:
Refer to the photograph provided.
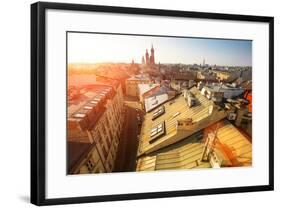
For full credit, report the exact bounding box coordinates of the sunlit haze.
[68,32,252,66]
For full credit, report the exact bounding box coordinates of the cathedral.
[142,45,155,66]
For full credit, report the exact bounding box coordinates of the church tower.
[145,49,149,64]
[142,56,145,65]
[150,45,155,65]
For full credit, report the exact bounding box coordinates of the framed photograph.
[31,2,274,205]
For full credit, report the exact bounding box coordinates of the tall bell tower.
[150,45,155,65]
[145,49,149,64]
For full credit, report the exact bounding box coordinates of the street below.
[113,105,139,172]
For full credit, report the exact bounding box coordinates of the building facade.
[67,81,124,174]
[125,74,151,97]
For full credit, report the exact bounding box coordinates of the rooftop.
[136,119,252,171]
[143,85,178,112]
[138,83,159,96]
[127,74,150,81]
[212,120,252,166]
[137,133,210,171]
[146,85,176,98]
[144,93,169,113]
[67,84,115,134]
[68,84,114,117]
[138,87,227,156]
[204,83,244,92]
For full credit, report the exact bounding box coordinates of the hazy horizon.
[68,32,252,67]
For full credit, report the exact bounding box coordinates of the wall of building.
[69,84,124,174]
[125,79,151,97]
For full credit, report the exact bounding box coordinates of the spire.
[150,44,155,65]
[145,49,149,64]
[142,56,145,65]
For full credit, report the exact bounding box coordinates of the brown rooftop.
[67,84,115,133]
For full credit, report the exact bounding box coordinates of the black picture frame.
[31,1,274,206]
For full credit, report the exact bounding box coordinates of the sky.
[68,32,252,66]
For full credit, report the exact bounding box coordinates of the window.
[105,135,111,148]
[152,106,165,120]
[90,100,98,104]
[149,121,165,143]
[102,145,108,159]
[83,106,93,110]
[101,123,107,134]
[86,158,95,172]
[73,113,86,118]
[94,131,102,143]
[108,162,113,170]
[104,116,110,128]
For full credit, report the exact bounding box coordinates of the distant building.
[143,85,177,112]
[169,80,185,91]
[145,49,149,65]
[150,45,155,65]
[202,83,244,99]
[143,45,155,66]
[197,71,217,81]
[67,80,124,174]
[214,70,241,82]
[144,94,169,113]
[125,74,151,97]
[141,56,145,65]
[138,83,160,104]
[224,97,252,136]
[164,70,196,81]
[240,69,252,81]
[169,79,196,91]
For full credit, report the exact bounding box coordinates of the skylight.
[73,113,86,118]
[152,106,165,120]
[149,121,165,143]
[83,106,93,110]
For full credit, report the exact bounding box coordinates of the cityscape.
[67,33,252,174]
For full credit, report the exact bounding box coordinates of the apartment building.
[67,80,124,174]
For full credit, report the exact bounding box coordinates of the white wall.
[0,0,280,207]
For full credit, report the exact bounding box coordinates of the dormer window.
[152,106,165,120]
[149,121,165,143]
[73,113,86,118]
